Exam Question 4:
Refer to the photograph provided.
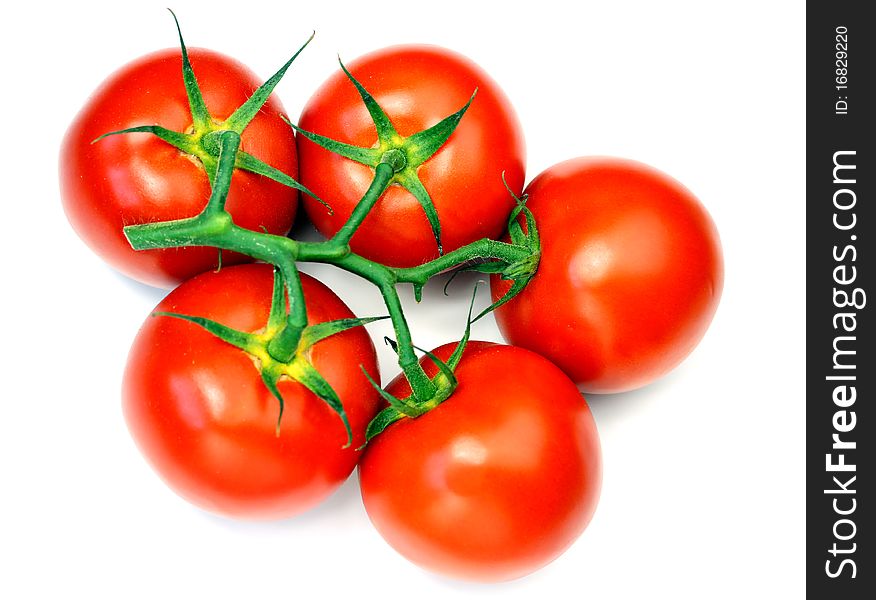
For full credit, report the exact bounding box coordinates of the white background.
[1,1,804,598]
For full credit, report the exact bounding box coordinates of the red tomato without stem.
[359,342,601,582]
[492,157,724,394]
[123,264,380,519]
[297,45,525,268]
[60,48,299,288]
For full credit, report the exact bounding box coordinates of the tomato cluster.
[60,17,722,584]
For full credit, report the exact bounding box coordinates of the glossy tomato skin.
[297,45,525,268]
[60,48,299,288]
[123,264,380,520]
[492,157,724,394]
[359,342,601,582]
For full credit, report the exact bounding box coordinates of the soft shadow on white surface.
[108,265,171,305]
[583,367,684,429]
[422,555,558,595]
[193,469,367,534]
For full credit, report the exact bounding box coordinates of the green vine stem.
[117,18,540,434]
[124,130,536,406]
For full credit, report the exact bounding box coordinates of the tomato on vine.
[359,342,601,582]
[123,264,382,519]
[59,11,731,583]
[296,45,526,268]
[60,14,313,287]
[492,157,724,393]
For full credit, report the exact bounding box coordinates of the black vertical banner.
[807,2,874,597]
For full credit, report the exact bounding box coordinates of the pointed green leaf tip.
[168,8,210,130]
[300,315,389,347]
[404,89,477,166]
[260,369,287,436]
[294,361,353,447]
[360,367,416,415]
[152,311,257,350]
[362,406,405,446]
[223,31,316,133]
[357,366,425,446]
[446,283,479,371]
[291,62,478,257]
[397,171,443,255]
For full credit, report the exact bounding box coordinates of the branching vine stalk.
[113,16,541,440]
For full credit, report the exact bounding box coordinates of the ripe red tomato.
[123,264,380,519]
[297,45,525,267]
[358,342,601,582]
[492,157,724,394]
[60,48,299,288]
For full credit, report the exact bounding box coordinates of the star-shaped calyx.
[154,267,385,445]
[359,285,480,446]
[437,176,541,320]
[291,60,477,255]
[93,10,326,210]
[469,180,541,319]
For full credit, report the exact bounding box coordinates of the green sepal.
[446,284,478,371]
[235,150,329,211]
[337,58,398,141]
[294,360,353,447]
[507,209,527,246]
[473,184,541,321]
[359,365,420,416]
[94,13,313,200]
[223,32,315,133]
[397,170,442,255]
[168,9,210,130]
[502,173,539,250]
[152,311,257,351]
[360,287,476,445]
[473,265,531,322]
[288,119,382,166]
[149,262,381,447]
[290,312,387,445]
[404,89,476,166]
[259,367,287,437]
[509,205,539,251]
[362,406,406,446]
[383,336,459,384]
[299,315,389,347]
[412,283,424,303]
[389,336,459,395]
[441,248,529,311]
[288,64,478,256]
[91,125,193,150]
[416,345,458,391]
